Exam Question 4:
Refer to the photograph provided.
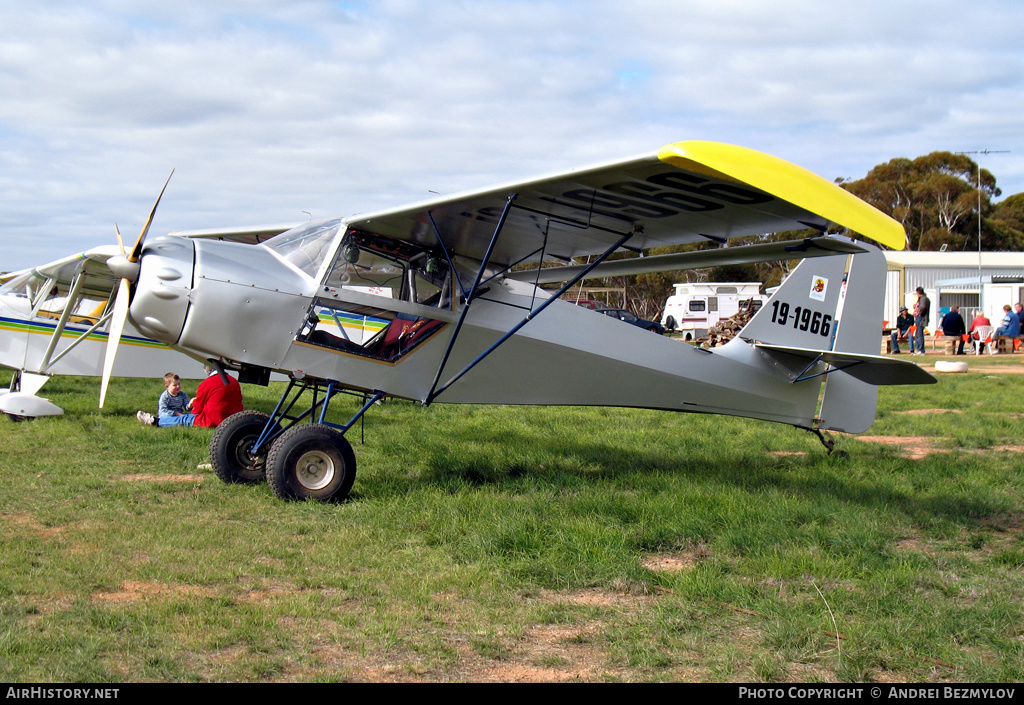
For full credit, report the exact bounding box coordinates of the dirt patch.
[642,545,711,572]
[123,474,205,482]
[990,445,1024,453]
[856,435,1024,459]
[894,409,961,415]
[856,436,946,460]
[3,511,64,538]
[92,580,218,604]
[476,621,614,682]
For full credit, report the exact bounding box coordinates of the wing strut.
[37,272,88,373]
[424,194,518,404]
[425,221,638,405]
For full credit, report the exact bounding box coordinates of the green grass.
[1,359,1023,682]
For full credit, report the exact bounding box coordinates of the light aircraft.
[60,141,941,501]
[0,246,214,419]
[0,200,295,419]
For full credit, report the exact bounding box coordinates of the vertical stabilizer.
[817,245,886,433]
[738,240,892,434]
[739,252,849,349]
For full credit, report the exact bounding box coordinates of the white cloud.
[1,0,1022,272]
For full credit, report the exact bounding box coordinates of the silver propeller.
[99,170,174,408]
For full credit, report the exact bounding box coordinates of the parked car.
[569,299,612,311]
[599,308,665,334]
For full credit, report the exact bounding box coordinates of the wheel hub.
[296,450,335,490]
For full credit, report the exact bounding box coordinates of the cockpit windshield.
[265,218,342,278]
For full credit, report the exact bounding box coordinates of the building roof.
[883,251,1024,268]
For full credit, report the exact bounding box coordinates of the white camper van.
[661,282,767,340]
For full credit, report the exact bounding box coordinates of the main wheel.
[265,424,356,501]
[209,410,277,484]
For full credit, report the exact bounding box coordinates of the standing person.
[913,287,930,356]
[137,365,243,427]
[939,306,967,355]
[890,306,915,354]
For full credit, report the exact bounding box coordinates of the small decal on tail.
[809,276,828,302]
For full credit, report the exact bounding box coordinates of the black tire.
[265,424,356,501]
[209,410,277,484]
[664,316,676,331]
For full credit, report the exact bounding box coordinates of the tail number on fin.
[770,301,832,337]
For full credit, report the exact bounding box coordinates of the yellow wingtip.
[658,141,906,251]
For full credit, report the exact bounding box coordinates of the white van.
[661,282,767,340]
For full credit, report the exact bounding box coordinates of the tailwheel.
[809,427,849,459]
[266,424,356,501]
[210,410,277,484]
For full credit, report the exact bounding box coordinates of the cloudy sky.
[2,0,1022,272]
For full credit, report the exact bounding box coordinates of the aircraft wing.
[507,236,869,284]
[167,223,300,245]
[1,246,123,299]
[2,224,295,292]
[343,140,906,270]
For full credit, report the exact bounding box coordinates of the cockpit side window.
[326,243,404,294]
[297,230,452,363]
[326,231,450,308]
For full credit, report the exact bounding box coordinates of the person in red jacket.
[137,365,243,427]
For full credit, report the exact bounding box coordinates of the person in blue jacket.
[993,305,1021,352]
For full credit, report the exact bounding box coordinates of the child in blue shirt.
[137,372,191,426]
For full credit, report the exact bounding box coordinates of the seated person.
[995,304,1021,338]
[969,309,992,352]
[890,306,914,354]
[939,305,966,355]
[970,309,991,331]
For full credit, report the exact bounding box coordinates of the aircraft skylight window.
[266,218,342,277]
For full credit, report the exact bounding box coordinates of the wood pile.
[697,300,760,348]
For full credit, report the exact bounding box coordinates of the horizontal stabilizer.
[754,343,936,386]
[509,236,868,284]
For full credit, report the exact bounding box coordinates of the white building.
[883,251,1024,330]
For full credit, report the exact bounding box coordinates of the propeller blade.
[128,169,175,263]
[99,277,131,408]
[102,171,174,407]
